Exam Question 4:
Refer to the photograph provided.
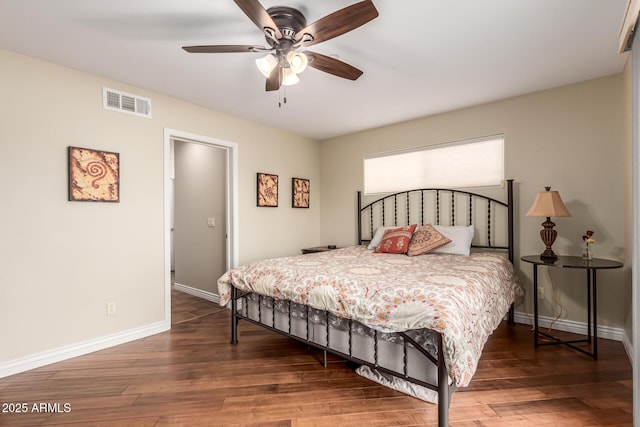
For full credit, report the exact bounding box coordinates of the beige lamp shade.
[527,186,570,260]
[526,187,571,217]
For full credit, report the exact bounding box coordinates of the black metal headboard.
[358,179,514,262]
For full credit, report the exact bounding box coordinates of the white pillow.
[431,225,475,256]
[367,226,395,250]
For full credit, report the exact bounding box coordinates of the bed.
[217,180,522,427]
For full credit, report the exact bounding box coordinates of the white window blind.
[364,135,504,194]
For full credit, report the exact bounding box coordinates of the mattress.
[218,245,523,387]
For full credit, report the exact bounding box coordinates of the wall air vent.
[102,87,152,118]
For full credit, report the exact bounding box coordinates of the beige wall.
[0,48,320,364]
[320,74,628,329]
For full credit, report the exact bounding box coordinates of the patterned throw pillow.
[407,224,452,257]
[374,224,417,254]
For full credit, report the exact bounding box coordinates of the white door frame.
[163,128,239,325]
[631,41,640,427]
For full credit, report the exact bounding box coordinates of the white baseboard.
[0,320,169,379]
[173,282,220,304]
[513,311,625,342]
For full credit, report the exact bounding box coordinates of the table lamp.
[526,186,571,260]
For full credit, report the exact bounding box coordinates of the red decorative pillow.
[374,224,417,254]
[407,224,452,257]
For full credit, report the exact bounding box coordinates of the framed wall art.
[292,177,310,208]
[68,146,120,202]
[257,172,278,207]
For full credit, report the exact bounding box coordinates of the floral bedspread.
[217,246,523,387]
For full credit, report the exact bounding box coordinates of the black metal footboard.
[230,286,455,427]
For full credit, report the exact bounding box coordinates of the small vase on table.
[582,230,595,260]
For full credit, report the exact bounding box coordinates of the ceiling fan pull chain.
[277,87,288,108]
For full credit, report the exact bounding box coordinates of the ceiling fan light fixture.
[282,68,300,86]
[287,51,308,73]
[184,0,379,92]
[256,54,278,78]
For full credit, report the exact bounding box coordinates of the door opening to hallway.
[172,139,227,299]
[164,129,239,321]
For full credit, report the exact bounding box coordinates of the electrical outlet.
[107,302,117,316]
[537,287,545,300]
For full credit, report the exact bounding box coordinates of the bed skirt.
[232,290,455,407]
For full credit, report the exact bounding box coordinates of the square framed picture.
[68,146,120,202]
[257,172,278,207]
[292,177,310,208]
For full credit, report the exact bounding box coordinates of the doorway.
[163,128,238,325]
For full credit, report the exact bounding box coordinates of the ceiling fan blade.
[234,0,283,42]
[266,66,283,91]
[182,45,269,53]
[305,51,363,80]
[295,0,379,47]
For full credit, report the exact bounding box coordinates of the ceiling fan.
[182,0,379,91]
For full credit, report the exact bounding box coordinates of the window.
[363,135,504,194]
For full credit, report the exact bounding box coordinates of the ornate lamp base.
[539,217,558,261]
[540,248,557,261]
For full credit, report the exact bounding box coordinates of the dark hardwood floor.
[0,289,632,426]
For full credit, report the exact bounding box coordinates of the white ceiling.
[0,0,629,140]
